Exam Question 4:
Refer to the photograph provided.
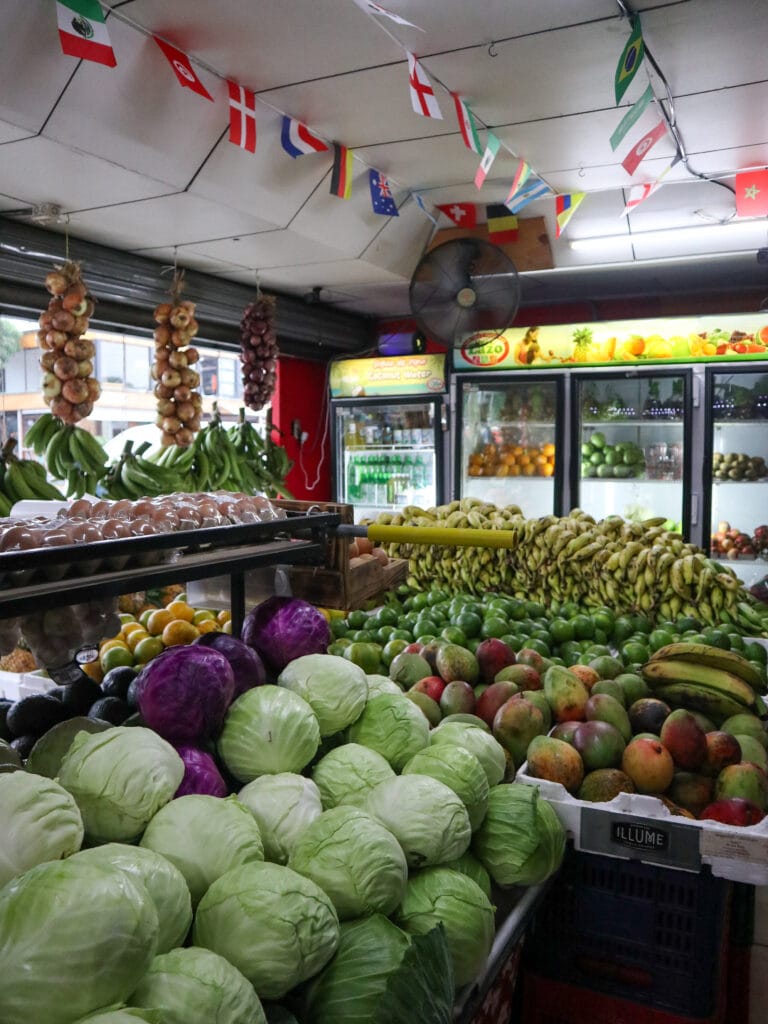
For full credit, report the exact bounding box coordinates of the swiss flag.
[436,203,477,228]
[735,169,768,218]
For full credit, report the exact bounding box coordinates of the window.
[218,356,237,398]
[124,345,149,390]
[98,340,124,385]
[3,349,26,393]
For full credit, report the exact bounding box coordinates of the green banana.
[649,642,766,693]
[648,680,754,723]
[642,658,757,709]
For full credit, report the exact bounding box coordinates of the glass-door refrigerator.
[704,366,768,588]
[570,369,692,534]
[329,354,447,521]
[452,374,565,517]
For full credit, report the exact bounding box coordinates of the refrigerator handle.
[690,492,699,526]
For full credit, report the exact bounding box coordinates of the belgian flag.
[485,204,519,244]
[330,143,354,199]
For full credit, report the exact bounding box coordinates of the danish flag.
[227,81,257,153]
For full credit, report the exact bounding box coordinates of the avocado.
[0,699,13,741]
[88,696,131,725]
[61,678,104,715]
[6,694,69,739]
[101,665,139,701]
[10,734,38,760]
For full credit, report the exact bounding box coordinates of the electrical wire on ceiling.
[615,0,737,216]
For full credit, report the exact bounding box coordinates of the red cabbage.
[174,745,229,798]
[135,646,234,743]
[192,632,266,697]
[241,596,331,675]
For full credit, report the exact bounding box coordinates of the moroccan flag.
[154,37,213,100]
[56,0,116,67]
[407,52,442,119]
[330,143,354,199]
[474,133,501,189]
[369,170,398,216]
[506,178,551,214]
[610,83,653,151]
[621,119,667,175]
[281,117,329,158]
[505,159,531,206]
[615,16,645,104]
[436,203,477,228]
[735,169,768,218]
[486,204,519,244]
[555,193,586,237]
[227,82,257,153]
[452,94,482,154]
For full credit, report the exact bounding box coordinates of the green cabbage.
[365,674,404,697]
[364,775,472,868]
[437,851,492,899]
[57,726,183,844]
[289,806,407,919]
[278,654,367,736]
[347,693,429,771]
[73,1011,160,1023]
[394,867,495,987]
[0,771,83,887]
[193,861,339,1000]
[73,843,192,953]
[218,685,320,783]
[130,946,267,1024]
[402,744,489,830]
[140,794,263,906]
[311,743,395,809]
[0,858,158,1024]
[237,773,322,864]
[429,722,506,786]
[472,783,566,887]
[303,914,454,1024]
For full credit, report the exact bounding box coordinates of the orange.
[146,608,174,636]
[133,635,165,664]
[496,464,509,477]
[125,629,151,653]
[162,620,200,647]
[468,465,482,476]
[535,454,548,465]
[81,659,104,683]
[543,443,556,456]
[197,619,221,634]
[121,621,145,638]
[217,610,232,625]
[508,465,521,476]
[166,601,195,623]
[522,464,536,476]
[758,325,768,345]
[100,638,129,653]
[100,645,134,672]
[541,463,555,477]
[139,608,156,628]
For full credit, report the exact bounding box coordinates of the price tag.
[47,645,100,686]
[700,827,768,864]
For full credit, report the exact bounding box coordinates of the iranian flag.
[57,0,116,67]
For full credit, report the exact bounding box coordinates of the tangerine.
[162,620,200,646]
[146,609,174,636]
[165,601,195,623]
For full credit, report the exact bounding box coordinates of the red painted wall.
[272,357,332,500]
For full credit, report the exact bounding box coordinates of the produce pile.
[0,594,565,1024]
[372,499,768,635]
[580,431,646,479]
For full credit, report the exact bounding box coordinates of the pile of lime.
[581,431,645,479]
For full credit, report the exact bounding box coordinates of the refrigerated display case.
[570,370,692,533]
[704,366,768,587]
[329,355,447,521]
[452,374,565,517]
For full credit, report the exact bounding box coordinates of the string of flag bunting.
[54,1,760,243]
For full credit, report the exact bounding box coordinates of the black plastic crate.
[524,849,731,1018]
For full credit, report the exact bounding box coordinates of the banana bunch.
[25,412,108,498]
[374,499,768,636]
[103,440,190,500]
[226,407,293,496]
[641,642,768,724]
[189,405,247,492]
[0,437,64,514]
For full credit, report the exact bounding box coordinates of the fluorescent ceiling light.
[569,218,768,253]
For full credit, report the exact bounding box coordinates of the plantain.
[642,658,758,709]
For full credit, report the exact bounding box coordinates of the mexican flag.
[57,0,117,67]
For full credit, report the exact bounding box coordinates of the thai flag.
[281,116,329,158]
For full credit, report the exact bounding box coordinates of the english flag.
[280,117,329,158]
[436,203,477,228]
[735,168,768,218]
[154,37,213,100]
[407,52,442,119]
[227,82,257,153]
[621,119,667,175]
[621,157,679,216]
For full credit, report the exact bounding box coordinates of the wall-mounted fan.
[408,238,520,348]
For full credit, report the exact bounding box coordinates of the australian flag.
[369,169,399,216]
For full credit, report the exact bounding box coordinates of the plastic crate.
[520,972,725,1024]
[524,850,730,1018]
[468,941,523,1024]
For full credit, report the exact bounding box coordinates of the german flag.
[485,204,519,244]
[330,143,354,199]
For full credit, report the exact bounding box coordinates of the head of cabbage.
[0,771,83,888]
[237,773,322,864]
[311,742,395,809]
[288,805,407,920]
[347,693,429,771]
[57,726,184,844]
[429,721,506,787]
[130,946,266,1024]
[277,654,367,736]
[192,861,339,1000]
[402,744,489,831]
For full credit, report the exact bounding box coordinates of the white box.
[0,670,24,702]
[18,669,55,700]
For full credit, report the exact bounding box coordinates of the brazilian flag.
[615,16,645,104]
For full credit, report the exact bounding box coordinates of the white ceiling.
[1,0,768,323]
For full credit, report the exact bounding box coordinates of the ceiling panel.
[177,230,348,271]
[0,121,34,145]
[129,245,252,277]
